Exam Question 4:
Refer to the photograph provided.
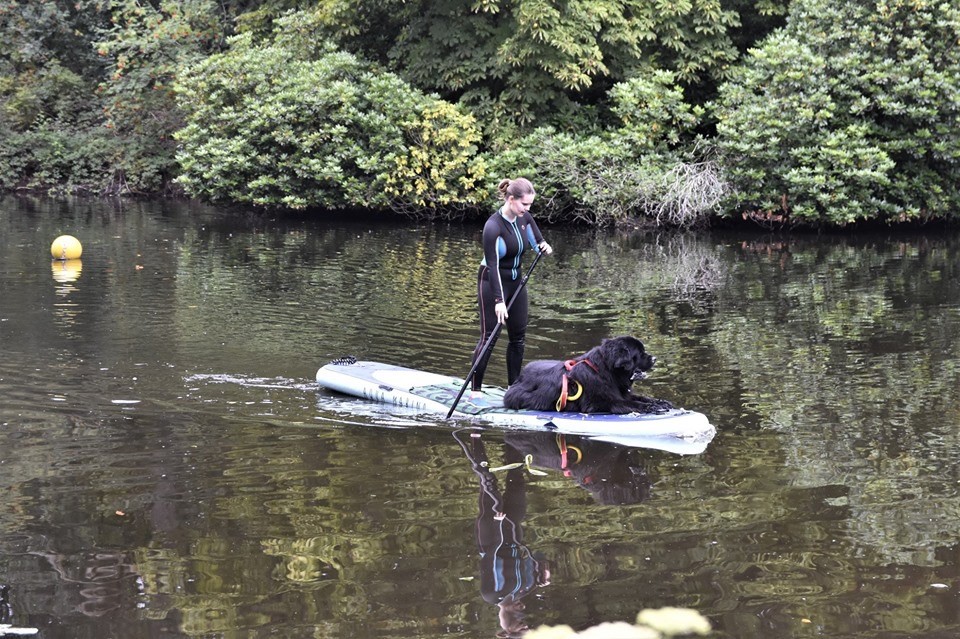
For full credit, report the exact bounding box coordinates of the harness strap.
[556,376,583,411]
[564,358,599,373]
[556,358,596,411]
[556,375,568,411]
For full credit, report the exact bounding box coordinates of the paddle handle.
[445,250,544,419]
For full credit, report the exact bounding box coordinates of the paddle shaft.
[445,250,544,419]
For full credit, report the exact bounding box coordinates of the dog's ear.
[608,338,637,371]
[607,336,646,370]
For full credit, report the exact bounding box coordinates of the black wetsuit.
[472,208,545,390]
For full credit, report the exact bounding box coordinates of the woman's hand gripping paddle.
[446,250,545,419]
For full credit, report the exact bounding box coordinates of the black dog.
[502,336,673,414]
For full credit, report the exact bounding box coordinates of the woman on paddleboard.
[471,178,553,391]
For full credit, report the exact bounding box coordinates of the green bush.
[0,0,225,194]
[610,70,704,151]
[0,57,120,194]
[484,72,724,227]
[0,123,120,194]
[384,100,487,215]
[0,128,28,190]
[94,0,231,193]
[488,131,725,228]
[174,14,484,213]
[714,0,960,225]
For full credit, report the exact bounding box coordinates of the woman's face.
[508,194,535,217]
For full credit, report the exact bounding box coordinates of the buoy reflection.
[51,259,83,333]
[51,259,83,283]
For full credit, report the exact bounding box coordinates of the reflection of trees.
[196,429,667,638]
[702,234,960,574]
[169,219,960,578]
[522,229,960,586]
[534,231,728,325]
[7,197,960,637]
[172,219,481,374]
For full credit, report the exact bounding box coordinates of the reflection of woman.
[471,178,553,391]
[455,431,550,639]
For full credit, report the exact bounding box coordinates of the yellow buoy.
[51,235,83,260]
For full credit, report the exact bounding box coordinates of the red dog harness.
[556,358,599,411]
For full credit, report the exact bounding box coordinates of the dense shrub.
[487,131,725,228]
[714,0,960,225]
[0,0,230,194]
[0,124,119,193]
[174,15,485,212]
[0,69,123,194]
[484,71,725,227]
[95,0,230,193]
[384,101,487,215]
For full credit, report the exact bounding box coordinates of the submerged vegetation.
[1,0,958,228]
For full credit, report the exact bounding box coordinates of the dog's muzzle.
[630,356,655,381]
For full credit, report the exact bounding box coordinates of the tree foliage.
[0,0,112,191]
[486,71,725,227]
[714,0,960,226]
[174,13,485,212]
[4,0,960,228]
[0,0,305,194]
[93,0,231,193]
[297,0,741,136]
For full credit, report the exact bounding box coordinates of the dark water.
[1,197,959,639]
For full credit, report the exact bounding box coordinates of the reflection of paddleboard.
[315,359,717,454]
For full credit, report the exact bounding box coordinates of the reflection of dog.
[504,432,652,505]
[503,336,673,414]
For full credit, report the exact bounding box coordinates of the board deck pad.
[316,359,717,453]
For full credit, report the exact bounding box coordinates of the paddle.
[446,249,545,419]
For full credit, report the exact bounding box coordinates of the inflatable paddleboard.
[315,359,716,454]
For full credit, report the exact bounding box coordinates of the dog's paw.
[633,396,674,414]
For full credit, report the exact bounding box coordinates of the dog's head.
[604,336,656,382]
